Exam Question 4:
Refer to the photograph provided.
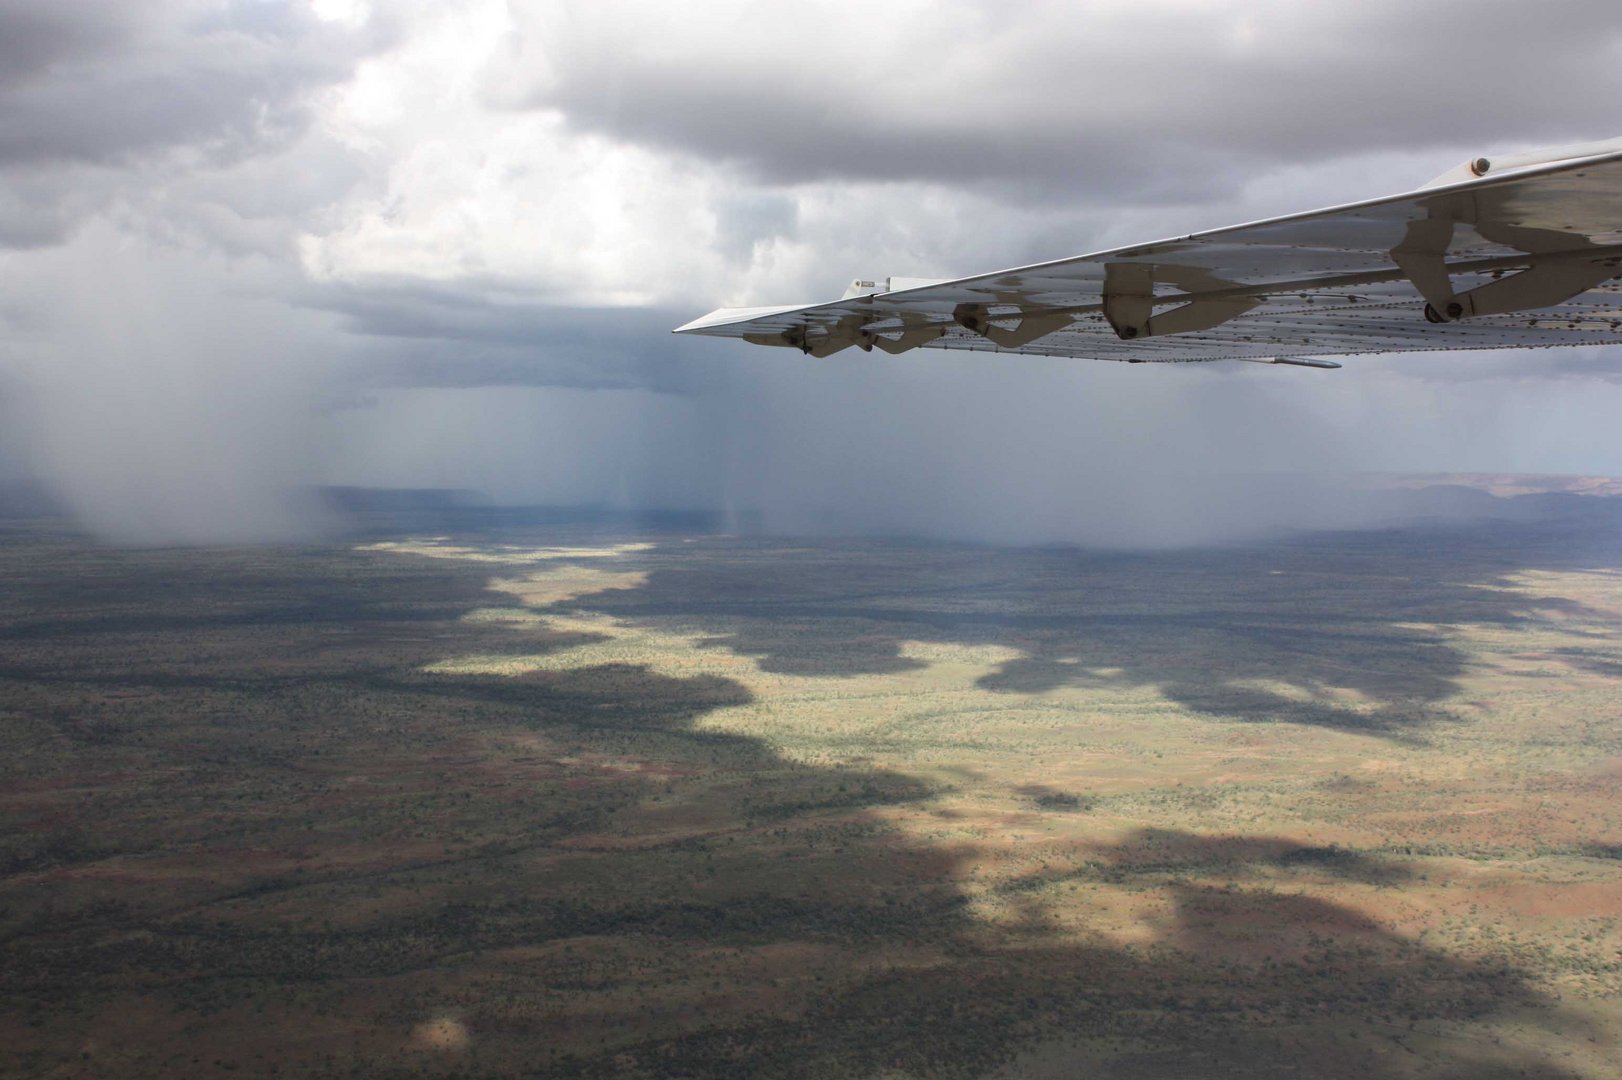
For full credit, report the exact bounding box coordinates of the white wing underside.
[674,149,1622,364]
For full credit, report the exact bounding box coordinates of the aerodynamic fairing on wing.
[674,139,1622,369]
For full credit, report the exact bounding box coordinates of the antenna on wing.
[1420,136,1622,189]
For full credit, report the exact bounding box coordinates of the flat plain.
[2,493,1620,1078]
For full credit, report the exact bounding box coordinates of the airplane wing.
[673,140,1622,367]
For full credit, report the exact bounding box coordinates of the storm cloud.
[494,1,1622,198]
[1,0,1621,545]
[0,0,386,248]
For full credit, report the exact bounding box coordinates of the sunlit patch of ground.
[1221,677,1376,709]
[424,611,760,680]
[461,606,550,625]
[410,1015,471,1052]
[896,640,1026,667]
[422,572,1038,735]
[405,540,1622,1010]
[489,568,649,607]
[357,539,654,564]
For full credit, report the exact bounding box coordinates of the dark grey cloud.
[0,1,378,168]
[495,0,1622,201]
[302,283,717,394]
[0,165,105,249]
[0,0,388,247]
[0,3,139,91]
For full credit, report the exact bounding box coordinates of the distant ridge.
[316,486,490,513]
[1361,474,1622,498]
[312,486,722,535]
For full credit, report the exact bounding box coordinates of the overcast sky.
[2,0,1621,545]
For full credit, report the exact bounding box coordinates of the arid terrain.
[2,492,1620,1078]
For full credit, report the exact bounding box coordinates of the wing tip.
[673,303,823,335]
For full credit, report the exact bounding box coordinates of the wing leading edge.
[674,140,1622,366]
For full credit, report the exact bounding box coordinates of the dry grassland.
[1,502,1620,1078]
